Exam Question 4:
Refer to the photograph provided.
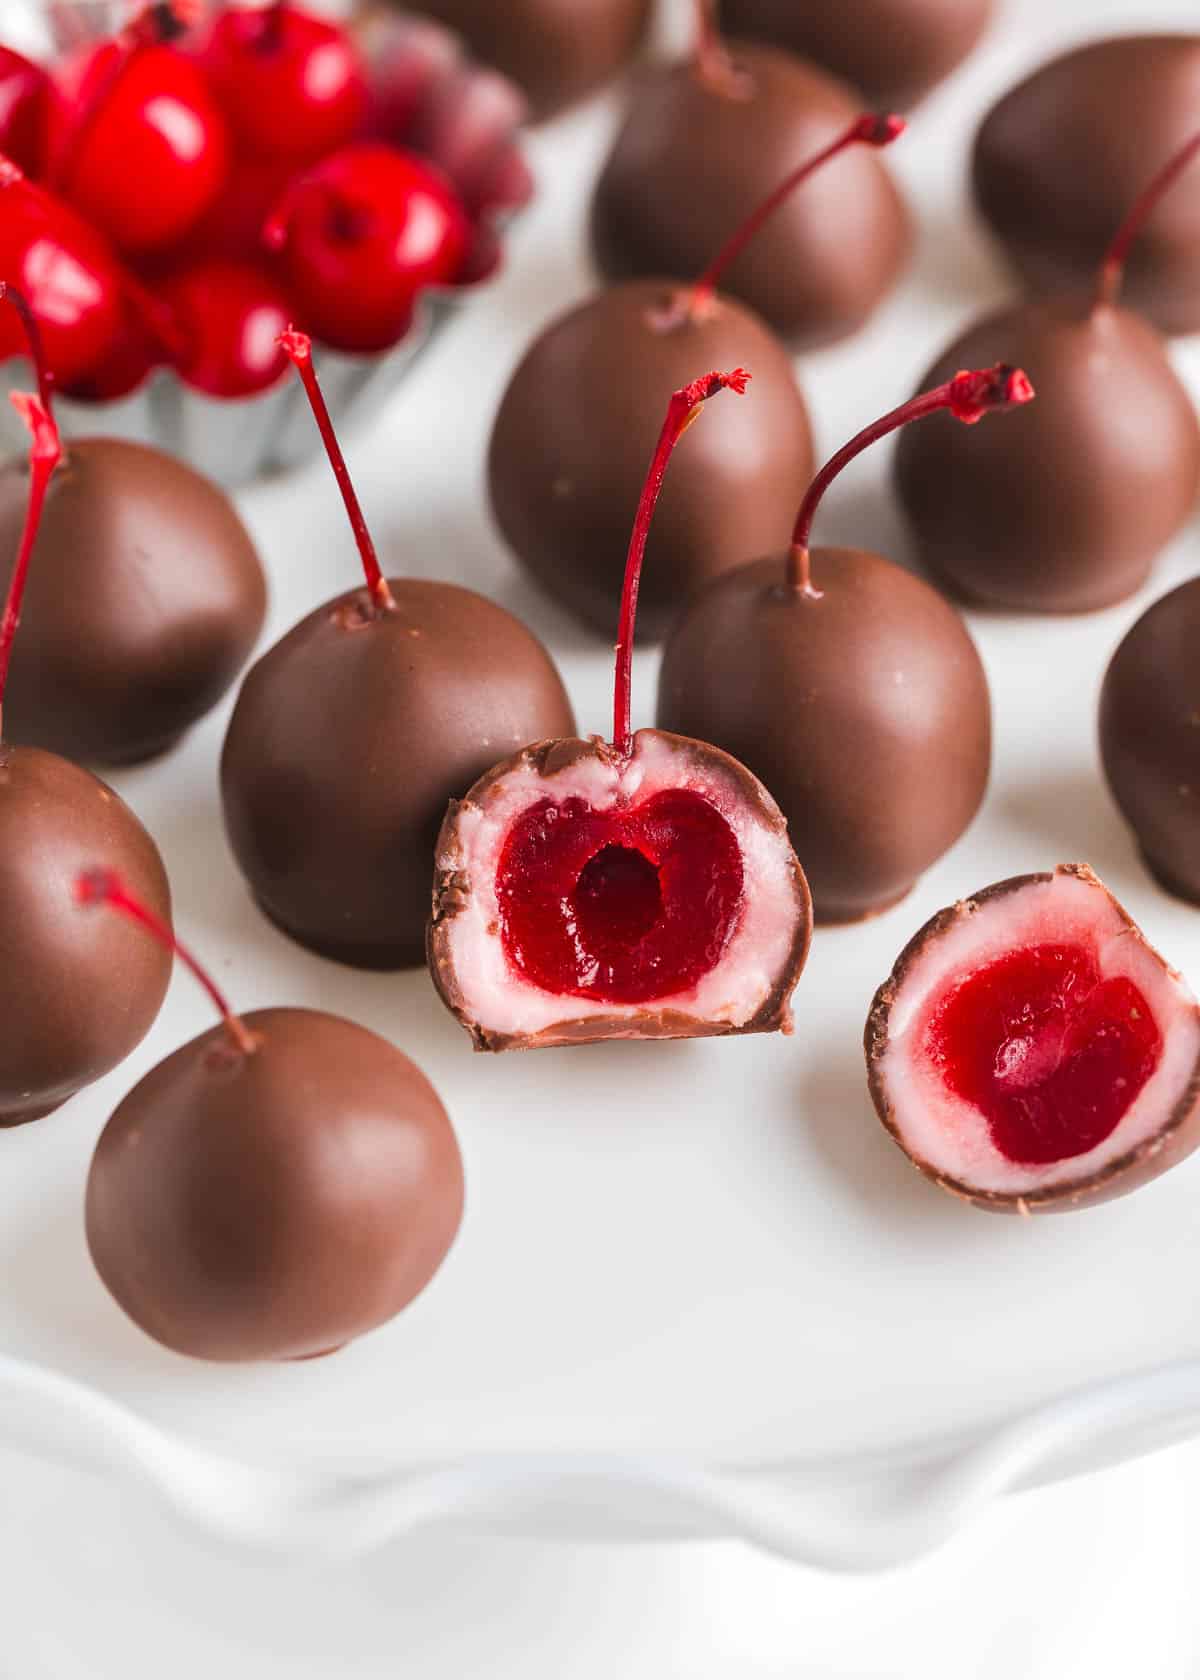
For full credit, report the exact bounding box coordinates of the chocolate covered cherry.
[1100,578,1200,906]
[866,866,1200,1213]
[0,285,266,767]
[591,2,909,346]
[0,393,171,1127]
[79,869,463,1362]
[222,331,574,969]
[718,0,994,109]
[973,35,1200,337]
[491,115,901,637]
[432,369,811,1050]
[895,128,1200,613]
[659,367,1030,924]
[399,0,652,120]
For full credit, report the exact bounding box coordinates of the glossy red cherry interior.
[158,260,289,397]
[0,165,125,387]
[199,2,367,164]
[497,789,745,1004]
[268,142,470,352]
[49,39,230,253]
[922,943,1161,1165]
[0,46,48,176]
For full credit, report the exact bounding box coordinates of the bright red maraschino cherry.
[77,866,464,1364]
[0,45,49,177]
[658,366,1031,923]
[265,142,471,353]
[0,390,172,1127]
[198,1,368,165]
[157,259,290,396]
[431,369,813,1050]
[489,111,903,638]
[0,156,126,388]
[895,126,1200,612]
[47,0,231,254]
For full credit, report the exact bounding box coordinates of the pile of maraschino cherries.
[0,0,523,403]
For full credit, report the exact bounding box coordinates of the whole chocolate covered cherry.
[79,869,463,1362]
[659,367,1031,923]
[973,35,1200,336]
[591,6,910,346]
[491,117,903,637]
[896,128,1200,613]
[222,331,573,969]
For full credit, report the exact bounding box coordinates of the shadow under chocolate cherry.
[990,760,1132,882]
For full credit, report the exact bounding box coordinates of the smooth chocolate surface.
[221,579,574,969]
[973,35,1200,335]
[1100,579,1200,905]
[719,0,994,108]
[0,745,171,1127]
[0,438,266,767]
[398,0,652,118]
[657,550,991,923]
[488,280,815,637]
[591,42,910,347]
[87,1007,464,1361]
[893,296,1200,612]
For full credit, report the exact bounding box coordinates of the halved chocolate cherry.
[431,369,812,1050]
[865,865,1200,1213]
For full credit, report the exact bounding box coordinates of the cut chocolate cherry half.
[431,369,812,1050]
[865,865,1200,1213]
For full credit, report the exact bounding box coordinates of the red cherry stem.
[613,369,750,755]
[278,328,395,613]
[1094,126,1200,310]
[0,281,54,415]
[73,867,258,1059]
[0,392,61,739]
[787,364,1035,596]
[689,114,905,316]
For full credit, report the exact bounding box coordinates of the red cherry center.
[923,943,1162,1165]
[496,789,745,1005]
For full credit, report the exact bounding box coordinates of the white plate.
[3,0,1200,1578]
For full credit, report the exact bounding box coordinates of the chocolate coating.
[488,281,815,637]
[893,297,1200,612]
[0,439,266,767]
[591,42,910,347]
[719,0,994,108]
[657,550,991,923]
[221,579,575,969]
[0,745,171,1127]
[973,36,1200,336]
[399,0,651,119]
[1100,579,1200,904]
[86,1008,464,1361]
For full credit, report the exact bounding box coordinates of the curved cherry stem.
[0,282,54,415]
[688,114,905,317]
[1094,126,1200,311]
[74,867,259,1059]
[0,393,61,739]
[278,328,395,613]
[613,368,750,755]
[787,365,1035,597]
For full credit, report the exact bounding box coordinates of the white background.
[4,0,1200,1670]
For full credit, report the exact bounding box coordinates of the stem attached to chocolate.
[687,114,905,319]
[75,866,259,1057]
[0,392,62,739]
[612,369,750,755]
[1094,126,1200,311]
[278,327,395,613]
[787,365,1035,597]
